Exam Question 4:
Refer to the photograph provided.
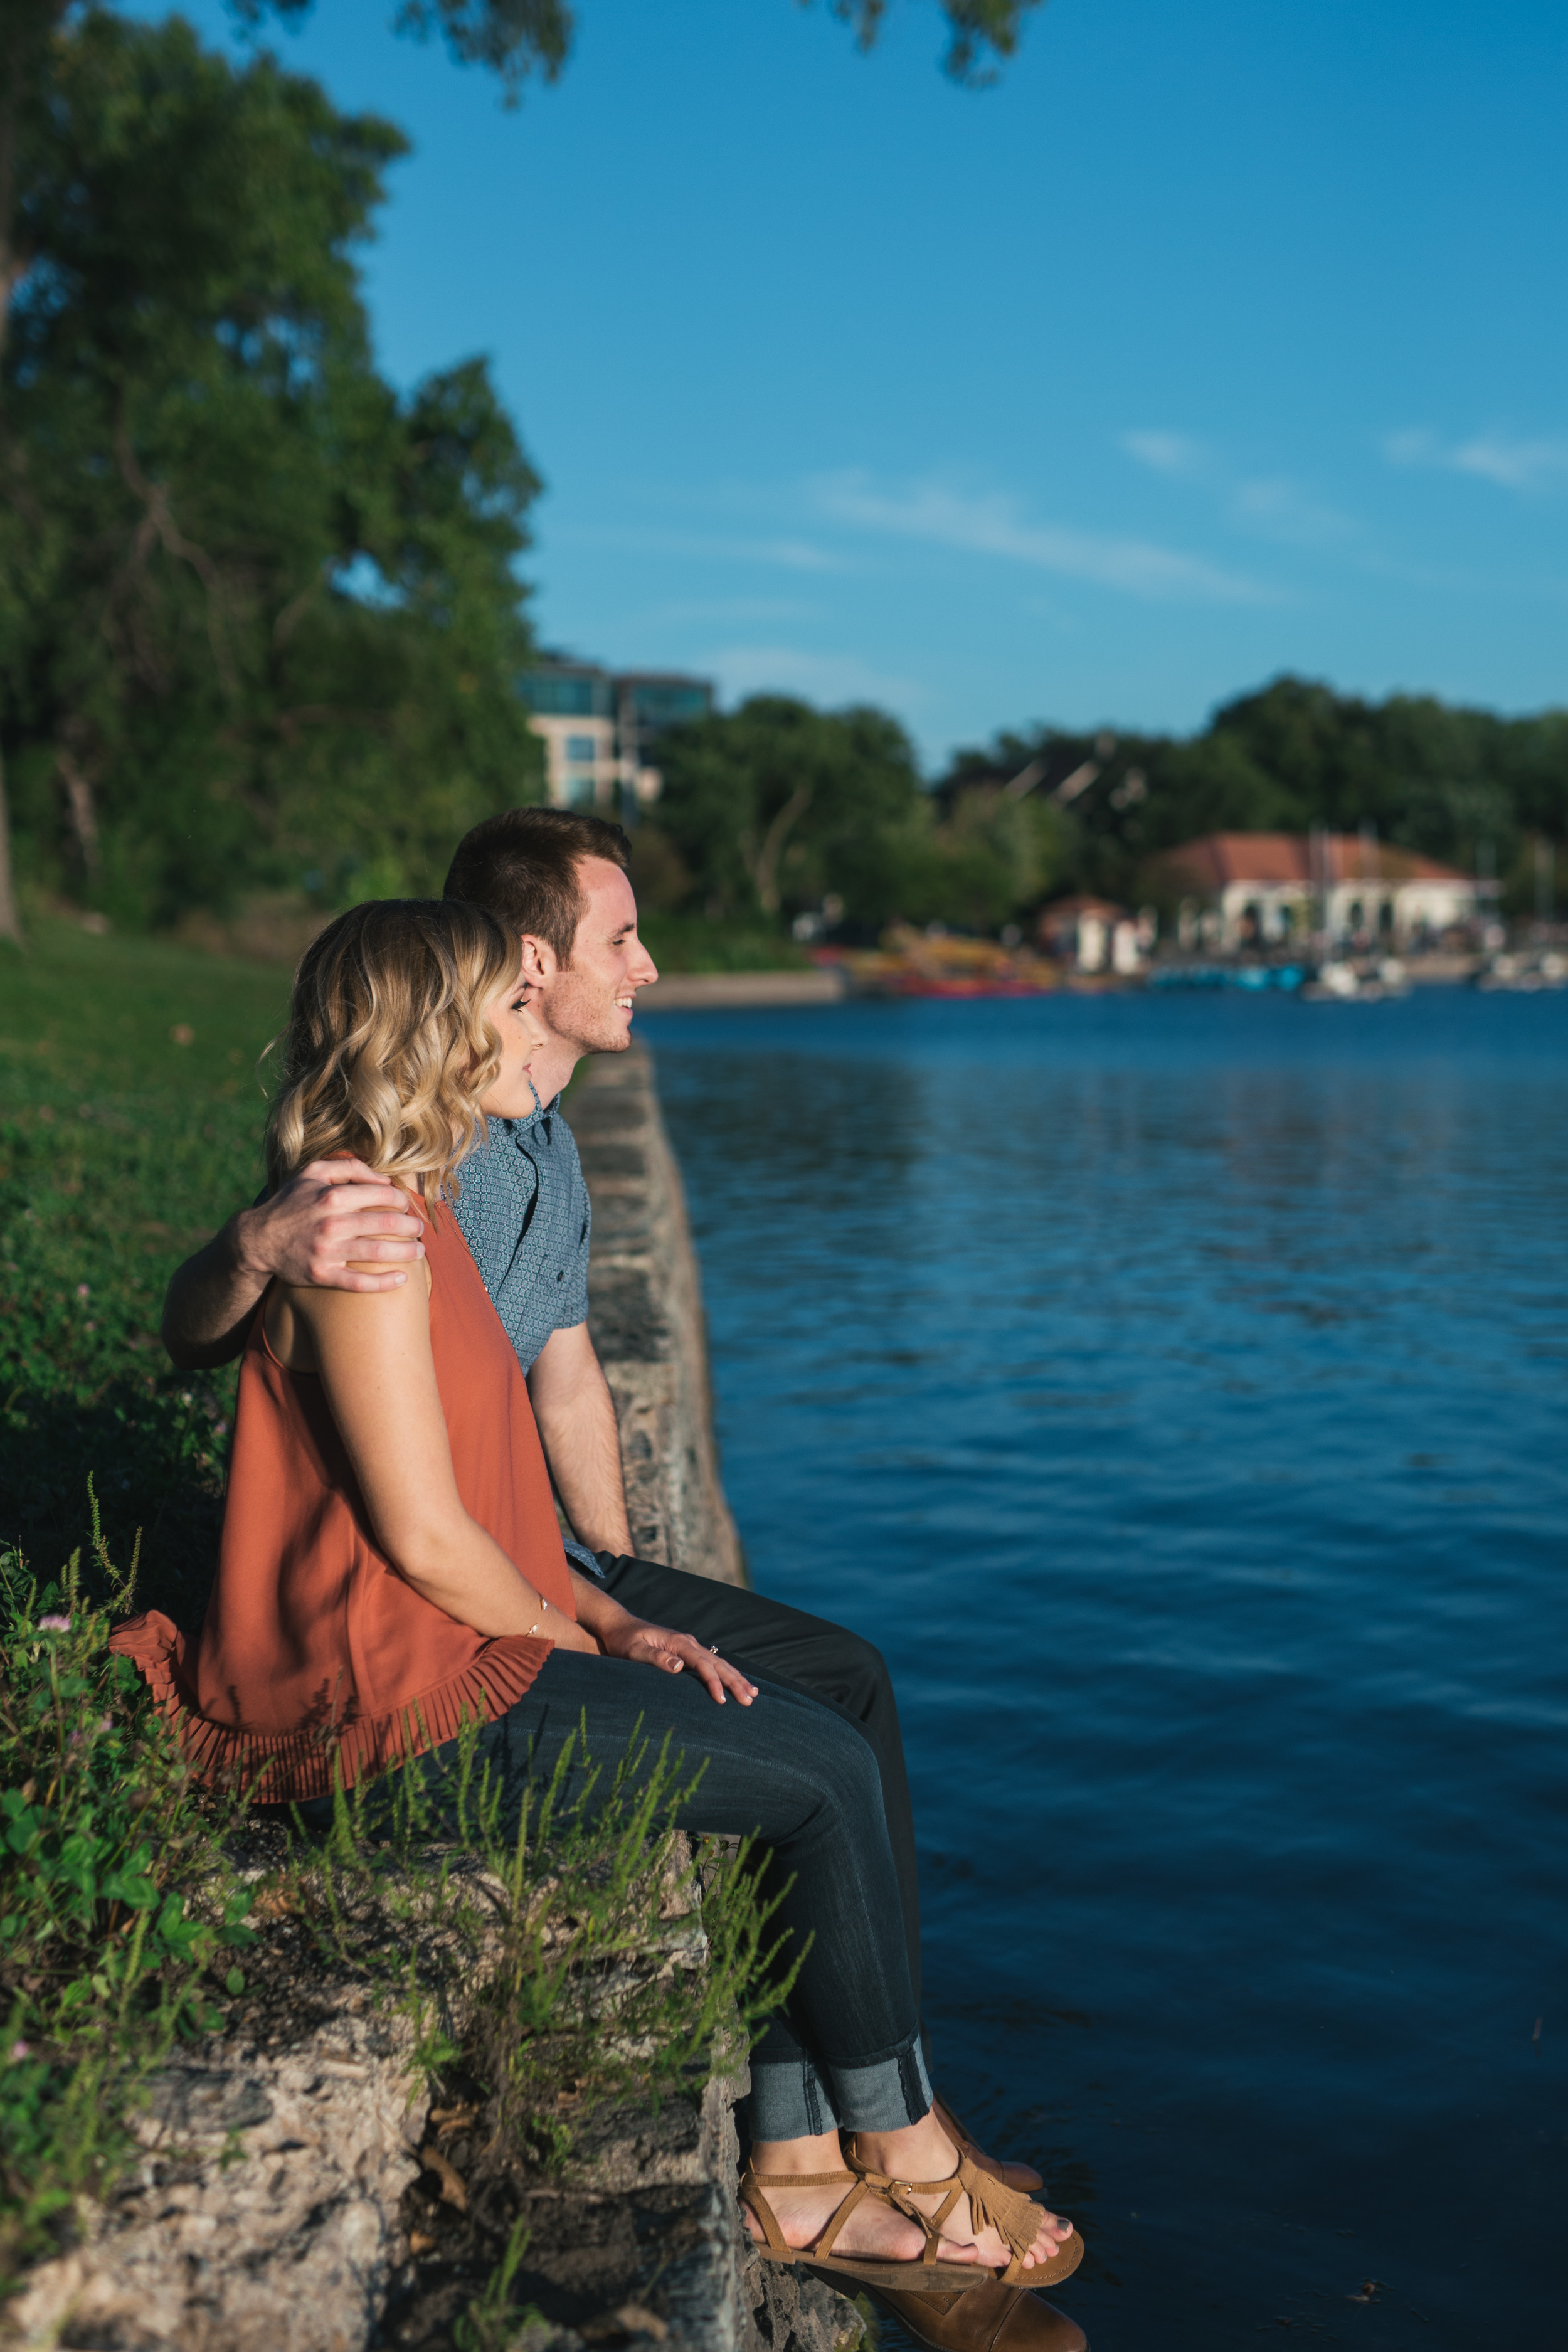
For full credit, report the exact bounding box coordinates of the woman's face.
[479,962,551,1119]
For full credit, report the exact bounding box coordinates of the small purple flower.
[8,2041,31,2063]
[38,1614,72,1632]
[75,1283,91,1298]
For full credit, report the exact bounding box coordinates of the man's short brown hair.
[442,807,630,967]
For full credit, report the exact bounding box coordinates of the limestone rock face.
[4,1981,426,2352]
[574,1047,744,1589]
[742,2260,866,2352]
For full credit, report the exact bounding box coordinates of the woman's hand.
[598,1616,759,1707]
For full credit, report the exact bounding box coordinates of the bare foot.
[851,2117,1074,2273]
[744,2131,982,2266]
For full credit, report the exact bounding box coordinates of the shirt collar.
[501,1089,561,1136]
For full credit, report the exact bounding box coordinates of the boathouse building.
[1151,832,1480,951]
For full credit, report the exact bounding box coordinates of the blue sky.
[168,0,1565,765]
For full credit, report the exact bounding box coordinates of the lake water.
[638,989,1568,2351]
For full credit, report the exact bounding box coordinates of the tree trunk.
[58,744,103,881]
[0,48,19,368]
[0,15,38,947]
[741,783,813,916]
[0,741,24,946]
[0,10,70,943]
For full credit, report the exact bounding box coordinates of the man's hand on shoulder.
[235,1160,426,1293]
[161,1159,427,1370]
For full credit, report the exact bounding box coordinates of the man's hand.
[161,1158,426,1370]
[233,1160,426,1293]
[598,1614,759,1707]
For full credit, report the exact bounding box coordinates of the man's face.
[534,857,659,1055]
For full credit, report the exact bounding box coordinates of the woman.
[112,899,1082,2301]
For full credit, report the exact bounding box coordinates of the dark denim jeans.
[598,1554,924,2031]
[421,1647,932,2138]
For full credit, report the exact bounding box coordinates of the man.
[162,809,1084,2352]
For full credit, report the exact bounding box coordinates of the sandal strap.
[745,2170,859,2189]
[955,2148,1046,2268]
[844,2139,1045,2272]
[738,2167,791,2256]
[842,2146,960,2264]
[738,2166,868,2262]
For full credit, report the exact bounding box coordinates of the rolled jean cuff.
[750,2033,933,2141]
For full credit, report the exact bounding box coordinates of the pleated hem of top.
[108,1609,554,1802]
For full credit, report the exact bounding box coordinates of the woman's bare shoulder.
[266,1254,432,1370]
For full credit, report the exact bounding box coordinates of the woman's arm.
[280,1271,596,1650]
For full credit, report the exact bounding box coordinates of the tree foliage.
[232,0,1046,101]
[1,10,544,928]
[941,675,1568,921]
[638,694,1067,935]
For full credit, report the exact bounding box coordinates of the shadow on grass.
[0,1377,227,1627]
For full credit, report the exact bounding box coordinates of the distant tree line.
[638,678,1568,939]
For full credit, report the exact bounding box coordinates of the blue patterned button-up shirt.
[450,1094,591,1376]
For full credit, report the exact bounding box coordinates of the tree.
[0,0,1046,940]
[1,10,544,928]
[233,0,1046,100]
[647,695,931,929]
[938,675,1568,918]
[643,692,1069,936]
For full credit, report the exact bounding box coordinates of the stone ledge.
[576,1046,743,1591]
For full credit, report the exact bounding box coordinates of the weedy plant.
[1,1499,802,2331]
[263,1719,805,2347]
[0,1500,256,2286]
[288,1705,803,2160]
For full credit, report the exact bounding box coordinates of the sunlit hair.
[265,899,519,1202]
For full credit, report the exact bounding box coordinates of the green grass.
[638,911,811,973]
[0,1530,259,2280]
[0,919,289,1619]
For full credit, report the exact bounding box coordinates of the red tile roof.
[1155,832,1471,889]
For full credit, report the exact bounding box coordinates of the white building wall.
[527,714,619,809]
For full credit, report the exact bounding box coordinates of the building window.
[567,770,599,808]
[566,734,599,763]
[520,670,615,719]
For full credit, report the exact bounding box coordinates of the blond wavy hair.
[265,899,519,1201]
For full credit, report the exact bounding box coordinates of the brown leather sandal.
[933,2094,1045,2196]
[739,2164,987,2291]
[844,2141,1086,2290]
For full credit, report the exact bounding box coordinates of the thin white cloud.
[745,538,849,573]
[638,596,824,626]
[1121,429,1206,477]
[553,521,850,572]
[1230,475,1357,548]
[812,472,1270,604]
[701,642,926,710]
[1383,427,1568,493]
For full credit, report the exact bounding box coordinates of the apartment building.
[519,657,714,814]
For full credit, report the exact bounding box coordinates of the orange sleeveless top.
[110,1196,577,1799]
